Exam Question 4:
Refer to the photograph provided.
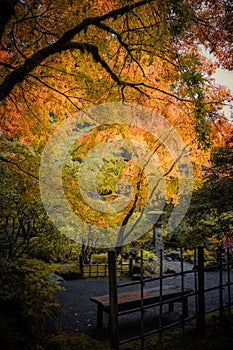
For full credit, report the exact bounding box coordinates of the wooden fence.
[107,246,233,349]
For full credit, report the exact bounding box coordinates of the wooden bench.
[90,285,193,328]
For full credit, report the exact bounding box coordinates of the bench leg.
[183,298,188,318]
[168,298,188,317]
[168,301,174,313]
[97,304,103,328]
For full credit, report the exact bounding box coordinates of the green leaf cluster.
[96,156,126,195]
[178,54,211,149]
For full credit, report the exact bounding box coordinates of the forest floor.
[47,317,233,350]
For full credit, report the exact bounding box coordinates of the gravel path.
[55,262,233,341]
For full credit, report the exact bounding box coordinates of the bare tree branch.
[94,22,146,77]
[28,73,81,108]
[66,42,193,102]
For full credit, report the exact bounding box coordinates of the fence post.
[140,249,145,350]
[122,256,124,278]
[197,246,205,332]
[105,262,107,277]
[108,250,119,350]
[79,254,83,277]
[218,246,224,322]
[227,247,232,318]
[129,257,133,277]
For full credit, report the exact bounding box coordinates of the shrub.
[143,250,157,261]
[49,262,81,280]
[91,253,108,263]
[29,234,74,263]
[0,258,62,349]
[183,249,195,263]
[204,248,217,267]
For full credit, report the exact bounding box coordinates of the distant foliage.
[176,132,233,248]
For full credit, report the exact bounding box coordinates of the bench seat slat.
[90,285,193,327]
[90,286,193,309]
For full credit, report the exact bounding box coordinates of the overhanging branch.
[66,42,192,102]
[0,0,155,101]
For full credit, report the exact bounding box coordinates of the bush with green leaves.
[91,252,108,263]
[0,258,62,349]
[28,233,79,263]
[175,138,233,248]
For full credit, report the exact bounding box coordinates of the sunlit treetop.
[0,0,232,147]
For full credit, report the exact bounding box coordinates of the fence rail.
[79,255,133,278]
[107,246,233,350]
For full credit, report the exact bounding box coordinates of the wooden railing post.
[218,246,224,322]
[129,257,133,277]
[108,250,119,350]
[227,247,232,318]
[197,246,205,332]
[79,254,83,277]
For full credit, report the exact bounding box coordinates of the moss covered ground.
[46,312,233,350]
